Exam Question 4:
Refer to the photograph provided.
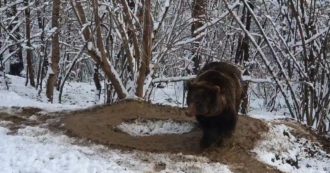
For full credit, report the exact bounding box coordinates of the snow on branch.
[194,0,241,34]
[152,75,196,84]
[291,27,330,47]
[154,0,172,33]
[265,15,308,79]
[174,31,206,47]
[224,0,298,118]
[151,75,313,89]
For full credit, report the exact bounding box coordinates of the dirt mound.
[62,100,280,173]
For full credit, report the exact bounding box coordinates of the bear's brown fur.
[186,61,242,148]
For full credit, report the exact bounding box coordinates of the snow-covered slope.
[253,124,330,173]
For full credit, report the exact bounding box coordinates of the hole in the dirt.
[116,118,195,137]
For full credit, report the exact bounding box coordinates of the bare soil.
[61,100,280,173]
[0,107,44,133]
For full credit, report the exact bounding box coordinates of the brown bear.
[185,61,242,148]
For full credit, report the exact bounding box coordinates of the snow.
[152,75,195,84]
[194,1,241,34]
[1,73,329,173]
[47,27,58,37]
[0,125,231,173]
[107,58,130,98]
[291,27,329,47]
[87,41,94,51]
[165,0,170,6]
[174,31,206,46]
[242,75,273,83]
[117,119,195,136]
[0,75,101,112]
[0,90,81,112]
[0,75,233,173]
[150,81,185,107]
[248,110,290,121]
[253,124,330,173]
[248,97,291,121]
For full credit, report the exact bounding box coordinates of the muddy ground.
[1,101,329,173]
[60,100,279,173]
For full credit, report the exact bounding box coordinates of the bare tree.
[35,0,48,92]
[46,0,61,102]
[191,0,207,74]
[5,1,24,76]
[136,0,152,97]
[24,0,35,87]
[70,0,128,99]
[234,1,254,114]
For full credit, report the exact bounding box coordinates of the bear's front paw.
[200,131,221,149]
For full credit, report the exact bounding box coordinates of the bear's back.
[199,62,242,82]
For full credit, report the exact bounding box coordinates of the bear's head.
[185,80,226,117]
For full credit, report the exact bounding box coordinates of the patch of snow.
[0,90,81,112]
[150,81,185,107]
[253,124,330,173]
[0,75,102,112]
[87,41,93,50]
[154,21,160,29]
[164,0,170,6]
[248,94,291,121]
[248,110,290,121]
[0,124,231,173]
[152,75,195,83]
[117,119,195,137]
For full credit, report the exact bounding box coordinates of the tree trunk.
[71,0,127,99]
[93,65,102,101]
[46,0,61,102]
[91,0,127,99]
[237,2,254,114]
[7,3,23,76]
[118,0,140,72]
[136,0,152,97]
[0,0,4,88]
[191,0,207,74]
[36,0,47,90]
[24,0,35,87]
[58,45,86,103]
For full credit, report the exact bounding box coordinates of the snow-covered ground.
[253,124,330,173]
[0,122,231,173]
[0,75,101,112]
[117,119,195,136]
[150,81,185,107]
[1,75,330,173]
